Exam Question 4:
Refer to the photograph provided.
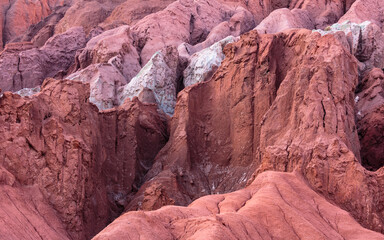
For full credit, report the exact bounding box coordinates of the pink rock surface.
[255,8,314,34]
[71,25,141,82]
[1,0,384,239]
[0,185,70,240]
[102,0,175,27]
[0,27,86,92]
[131,0,234,65]
[94,171,384,240]
[54,0,112,35]
[67,63,127,110]
[289,0,356,28]
[181,6,255,56]
[339,0,384,28]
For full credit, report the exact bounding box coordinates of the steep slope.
[0,0,384,239]
[356,68,384,171]
[0,79,168,239]
[0,0,70,48]
[123,29,384,233]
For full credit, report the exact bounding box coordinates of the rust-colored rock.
[11,5,69,47]
[101,0,175,27]
[0,78,168,239]
[125,29,384,235]
[94,171,384,240]
[2,0,384,239]
[1,0,69,48]
[356,68,384,171]
[0,185,71,240]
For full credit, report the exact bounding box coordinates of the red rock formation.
[94,171,384,240]
[1,0,384,239]
[0,79,168,239]
[131,0,234,65]
[289,0,356,28]
[54,0,113,35]
[0,27,86,92]
[11,6,70,47]
[0,185,71,240]
[255,8,314,34]
[70,25,141,81]
[339,0,384,28]
[220,0,291,23]
[131,0,297,65]
[124,29,384,234]
[101,0,175,27]
[0,0,70,48]
[356,68,384,171]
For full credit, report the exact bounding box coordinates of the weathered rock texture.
[0,0,70,48]
[255,8,314,34]
[2,0,384,239]
[119,46,179,115]
[54,0,116,35]
[101,0,175,27]
[0,79,168,239]
[71,25,141,82]
[183,36,237,87]
[0,185,71,240]
[314,20,384,73]
[9,5,69,47]
[94,172,384,240]
[124,29,384,235]
[67,63,127,110]
[339,0,384,29]
[131,0,234,65]
[183,6,255,55]
[288,0,356,28]
[14,86,41,97]
[0,27,86,92]
[356,68,384,171]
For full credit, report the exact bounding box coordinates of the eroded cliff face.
[0,0,71,49]
[0,79,168,239]
[124,28,371,217]
[1,0,384,239]
[356,68,384,171]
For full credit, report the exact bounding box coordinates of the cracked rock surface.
[1,0,384,239]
